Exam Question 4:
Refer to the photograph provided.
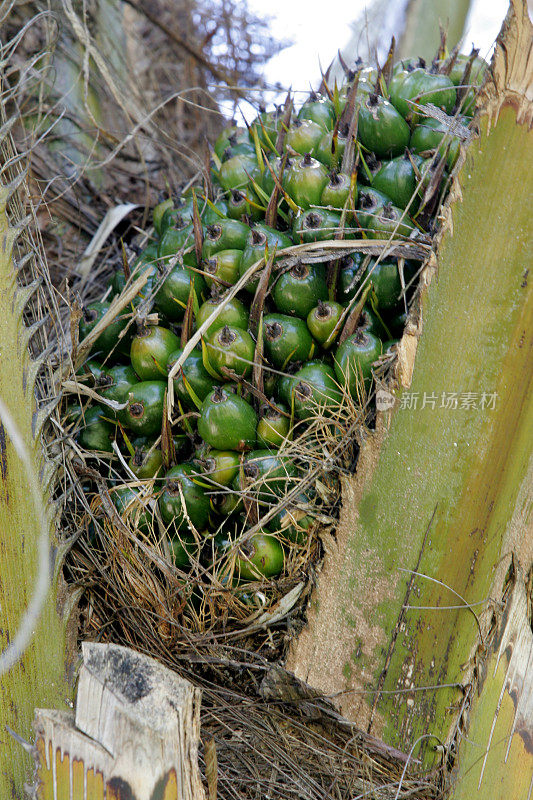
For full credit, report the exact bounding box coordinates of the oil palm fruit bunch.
[73,43,485,593]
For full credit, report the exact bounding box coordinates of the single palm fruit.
[77,405,115,452]
[158,220,195,262]
[211,489,243,517]
[198,386,257,451]
[263,313,315,368]
[386,307,408,338]
[283,153,329,209]
[256,402,290,448]
[357,94,411,159]
[94,364,138,405]
[128,441,163,479]
[298,95,335,129]
[153,197,174,235]
[286,362,342,420]
[320,170,354,209]
[111,261,158,298]
[334,330,382,392]
[285,118,325,156]
[337,253,367,303]
[226,190,262,223]
[241,449,298,501]
[168,533,196,569]
[203,249,242,288]
[371,151,424,211]
[356,187,391,230]
[154,265,206,321]
[235,532,284,580]
[218,153,260,192]
[119,380,166,436]
[358,306,388,339]
[110,486,153,534]
[158,464,210,533]
[273,263,328,318]
[202,219,249,258]
[196,293,249,335]
[292,208,343,244]
[366,202,415,239]
[268,496,314,544]
[214,124,249,160]
[410,117,464,170]
[205,324,255,379]
[167,347,215,406]
[363,259,402,309]
[389,67,456,119]
[307,300,344,346]
[314,124,348,168]
[130,325,180,381]
[78,301,129,357]
[239,224,293,293]
[200,450,240,486]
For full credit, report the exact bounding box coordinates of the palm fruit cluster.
[70,48,486,590]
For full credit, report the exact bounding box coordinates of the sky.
[234,0,509,118]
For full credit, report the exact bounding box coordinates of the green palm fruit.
[357,93,411,159]
[214,124,250,159]
[314,124,348,168]
[366,202,415,239]
[203,249,242,288]
[196,293,249,335]
[218,153,260,192]
[204,324,255,379]
[249,106,284,150]
[267,495,315,544]
[153,197,174,235]
[167,347,216,406]
[158,464,210,533]
[239,224,293,293]
[283,152,329,209]
[128,441,164,479]
[130,325,180,381]
[307,300,344,346]
[158,219,195,263]
[77,405,115,453]
[78,301,129,357]
[371,151,424,210]
[363,259,402,309]
[226,190,262,222]
[356,187,391,230]
[198,386,257,451]
[337,253,367,304]
[285,118,325,155]
[263,313,315,367]
[119,380,166,436]
[94,364,138,419]
[168,533,196,569]
[284,362,342,420]
[320,171,354,209]
[292,209,343,243]
[389,67,456,120]
[256,402,290,448]
[200,450,240,486]
[154,265,206,321]
[334,330,382,392]
[241,449,299,501]
[202,219,249,258]
[298,95,335,130]
[234,532,284,580]
[110,486,153,534]
[410,117,465,170]
[272,263,328,318]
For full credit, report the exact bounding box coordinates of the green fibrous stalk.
[0,184,72,796]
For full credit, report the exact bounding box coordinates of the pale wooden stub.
[31,642,206,800]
